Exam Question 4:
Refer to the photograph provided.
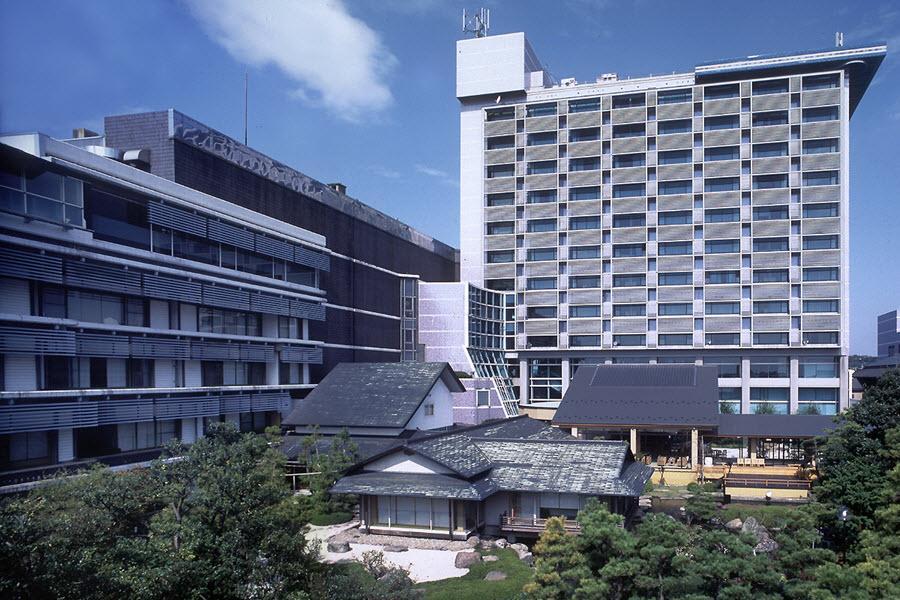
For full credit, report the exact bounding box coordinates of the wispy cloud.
[415,163,457,186]
[185,0,397,122]
[368,165,401,179]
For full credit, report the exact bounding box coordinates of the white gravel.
[322,543,469,582]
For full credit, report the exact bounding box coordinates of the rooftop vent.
[71,127,100,139]
[123,148,151,172]
[328,182,347,195]
[561,77,577,87]
[598,73,618,82]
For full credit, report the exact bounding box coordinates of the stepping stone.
[327,541,350,553]
[483,555,500,562]
[484,571,507,581]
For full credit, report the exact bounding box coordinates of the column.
[789,357,800,414]
[181,418,197,444]
[571,427,579,438]
[519,358,528,403]
[749,437,757,459]
[560,358,571,395]
[57,428,74,463]
[690,428,699,469]
[741,357,751,414]
[630,428,640,454]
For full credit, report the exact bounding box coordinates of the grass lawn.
[415,548,532,600]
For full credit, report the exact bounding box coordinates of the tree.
[629,514,702,599]
[683,482,718,525]
[524,517,587,600]
[574,501,638,600]
[299,428,358,518]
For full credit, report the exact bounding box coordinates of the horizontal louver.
[290,299,326,321]
[251,392,291,412]
[76,333,130,357]
[256,234,293,261]
[148,202,207,237]
[0,402,98,434]
[208,219,255,251]
[202,285,250,311]
[97,398,155,425]
[239,343,275,362]
[280,345,323,364]
[0,245,63,283]
[0,326,76,355]
[221,394,252,414]
[250,293,291,317]
[131,337,191,359]
[294,246,330,272]
[191,341,240,360]
[65,260,142,295]
[143,273,202,304]
[155,396,221,420]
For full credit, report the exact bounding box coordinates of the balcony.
[500,515,581,535]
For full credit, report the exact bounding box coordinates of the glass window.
[125,298,146,327]
[486,192,514,206]
[803,74,839,90]
[40,285,67,318]
[614,304,646,317]
[527,190,557,204]
[753,301,788,314]
[658,180,692,195]
[752,79,788,95]
[753,332,788,345]
[753,174,789,190]
[658,303,691,315]
[704,84,739,100]
[68,290,123,325]
[86,189,149,249]
[485,279,514,291]
[804,331,838,344]
[613,243,645,257]
[658,210,692,225]
[569,98,601,113]
[753,237,789,252]
[705,301,740,314]
[570,305,601,318]
[527,306,557,319]
[705,177,740,192]
[753,269,788,283]
[803,299,839,313]
[612,93,644,109]
[705,239,740,254]
[800,357,838,378]
[487,250,514,263]
[569,186,600,201]
[753,205,788,220]
[802,203,839,218]
[718,387,742,413]
[172,232,218,266]
[614,334,646,346]
[487,136,515,150]
[705,208,740,223]
[569,157,601,172]
[527,160,557,175]
[658,241,693,256]
[612,123,645,138]
[802,267,838,281]
[612,183,645,198]
[706,333,740,346]
[658,88,693,104]
[802,139,839,155]
[526,277,556,290]
[613,274,646,287]
[659,334,692,346]
[706,270,740,284]
[613,153,645,168]
[658,149,692,165]
[529,359,563,400]
[527,131,557,146]
[487,222,514,235]
[658,119,692,135]
[565,334,598,348]
[752,111,788,127]
[612,213,645,228]
[797,388,838,415]
[707,356,741,377]
[476,389,491,407]
[570,276,601,289]
[803,235,839,250]
[704,115,739,130]
[486,164,514,178]
[750,357,789,378]
[527,248,557,262]
[752,142,789,158]
[569,127,601,142]
[802,106,839,122]
[803,171,839,186]
[658,272,692,285]
[705,146,740,161]
[570,216,600,230]
[569,245,601,259]
[750,387,789,414]
[486,107,514,121]
[527,103,556,117]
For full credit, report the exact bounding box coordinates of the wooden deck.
[499,515,581,535]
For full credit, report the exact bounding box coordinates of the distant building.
[877,309,900,357]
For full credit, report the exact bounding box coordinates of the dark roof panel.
[330,472,496,500]
[716,414,837,438]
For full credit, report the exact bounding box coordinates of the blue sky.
[1,0,898,354]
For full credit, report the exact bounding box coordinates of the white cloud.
[185,0,397,122]
[368,165,401,179]
[414,164,448,178]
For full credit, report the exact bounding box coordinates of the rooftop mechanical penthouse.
[456,33,885,419]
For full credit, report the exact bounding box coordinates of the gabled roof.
[553,364,720,428]
[331,471,496,500]
[283,362,464,429]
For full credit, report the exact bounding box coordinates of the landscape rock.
[753,533,780,554]
[383,545,408,553]
[519,552,534,566]
[484,570,508,581]
[455,551,482,569]
[509,542,529,558]
[327,541,351,553]
[725,518,743,531]
[494,538,508,548]
[466,535,481,548]
[483,555,500,562]
[480,538,496,550]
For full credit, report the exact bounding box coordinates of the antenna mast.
[835,32,844,47]
[243,71,248,146]
[462,8,490,38]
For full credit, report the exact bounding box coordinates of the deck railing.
[499,515,581,532]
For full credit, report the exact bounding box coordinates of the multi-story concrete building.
[457,33,886,420]
[877,309,900,357]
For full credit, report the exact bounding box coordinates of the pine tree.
[524,516,587,599]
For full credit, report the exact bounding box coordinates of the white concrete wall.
[417,282,473,372]
[406,379,455,430]
[185,360,201,387]
[366,452,453,475]
[107,358,126,388]
[155,360,176,388]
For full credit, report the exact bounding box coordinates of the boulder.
[483,555,500,562]
[509,543,529,558]
[725,518,743,532]
[466,535,481,548]
[484,571,508,581]
[754,533,780,554]
[519,552,534,566]
[455,551,482,569]
[494,538,508,548]
[327,541,351,553]
[383,545,408,553]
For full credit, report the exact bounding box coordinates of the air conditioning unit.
[561,77,577,87]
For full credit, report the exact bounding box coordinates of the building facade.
[0,134,328,476]
[877,309,900,357]
[457,33,886,419]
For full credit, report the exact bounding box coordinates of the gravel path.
[322,543,469,582]
[329,527,471,551]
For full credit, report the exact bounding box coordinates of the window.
[718,387,742,413]
[803,267,838,281]
[753,205,788,220]
[750,357,789,377]
[526,103,556,117]
[569,245,601,259]
[570,305,601,318]
[753,174,788,190]
[753,332,788,345]
[704,84,739,100]
[569,98,601,113]
[803,203,839,218]
[3,431,51,465]
[799,356,838,378]
[705,239,740,254]
[570,157,601,172]
[803,299,839,313]
[125,298,147,327]
[613,243,645,257]
[704,115,739,130]
[1,169,85,228]
[612,183,645,198]
[569,186,600,201]
[527,306,557,319]
[804,331,838,344]
[707,333,741,346]
[569,128,601,142]
[570,216,601,230]
[67,290,123,325]
[614,304,646,317]
[566,334,599,348]
[613,274,646,287]
[486,278,514,291]
[798,388,838,415]
[754,301,788,314]
[487,136,515,150]
[753,237,789,252]
[803,73,839,90]
[659,334,692,346]
[803,139,839,155]
[658,303,691,315]
[527,248,557,262]
[753,269,788,283]
[752,142,788,158]
[750,387,789,414]
[752,111,788,127]
[705,146,740,161]
[527,218,556,233]
[658,88,692,104]
[705,177,740,192]
[658,272,692,286]
[658,210,692,225]
[752,79,788,95]
[487,250,514,263]
[527,190,557,204]
[705,302,740,314]
[42,356,75,390]
[659,241,693,256]
[570,275,601,289]
[706,270,740,284]
[39,285,67,318]
[803,171,839,186]
[658,180,692,195]
[526,277,556,290]
[476,389,490,407]
[658,149,692,165]
[612,123,645,138]
[486,164,514,178]
[127,358,154,388]
[612,213,645,228]
[199,307,262,336]
[424,404,435,416]
[612,93,644,109]
[614,334,646,346]
[486,107,514,121]
[613,153,646,168]
[708,356,741,377]
[802,106,839,122]
[85,189,148,249]
[705,208,740,223]
[530,359,562,399]
[527,131,557,146]
[486,192,514,206]
[527,161,557,175]
[486,221,514,235]
[658,119,692,135]
[803,235,839,250]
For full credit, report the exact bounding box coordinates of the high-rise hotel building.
[457,33,885,419]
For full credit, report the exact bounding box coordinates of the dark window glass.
[658,210,692,225]
[85,189,150,250]
[527,248,557,262]
[658,88,693,104]
[705,208,740,223]
[658,303,691,315]
[570,245,601,259]
[802,267,838,281]
[570,305,601,317]
[612,213,645,228]
[659,334,692,346]
[705,239,740,254]
[487,136,515,150]
[753,269,788,283]
[803,171,839,186]
[569,128,601,142]
[613,153,645,168]
[613,334,646,346]
[658,180,692,195]
[527,103,556,117]
[614,304,646,317]
[706,270,740,284]
[527,190,557,204]
[612,183,645,198]
[752,79,788,95]
[486,107,514,121]
[659,242,693,256]
[486,192,514,206]
[802,139,839,155]
[802,106,839,122]
[570,276,601,289]
[753,237,789,252]
[612,93,644,109]
[754,332,789,345]
[527,132,557,146]
[753,205,788,220]
[704,84,739,100]
[487,164,514,178]
[705,177,740,192]
[659,272,692,285]
[705,146,739,161]
[752,111,788,127]
[802,235,838,250]
[40,285,67,318]
[704,115,739,130]
[613,274,646,287]
[802,203,839,218]
[612,123,645,138]
[569,186,600,201]
[487,221,514,235]
[707,333,740,346]
[569,98,601,113]
[803,74,839,90]
[753,301,788,314]
[752,142,788,158]
[486,250,514,263]
[705,302,740,314]
[570,216,600,230]
[570,335,602,347]
[658,119,692,135]
[803,300,839,313]
[527,161,557,175]
[613,243,645,257]
[570,157,601,172]
[527,306,557,319]
[526,277,556,290]
[753,174,788,189]
[658,149,692,165]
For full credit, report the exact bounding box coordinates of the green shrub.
[308,511,353,526]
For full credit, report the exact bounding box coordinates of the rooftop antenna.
[243,71,249,146]
[835,32,844,47]
[463,8,490,38]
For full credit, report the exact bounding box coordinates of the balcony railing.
[499,515,581,533]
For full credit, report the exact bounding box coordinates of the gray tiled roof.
[330,472,496,500]
[283,362,464,428]
[411,434,493,478]
[553,364,720,427]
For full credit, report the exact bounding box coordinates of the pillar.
[690,428,699,469]
[561,358,571,395]
[57,428,74,463]
[570,427,579,438]
[749,437,757,459]
[181,418,197,444]
[519,358,528,403]
[630,428,640,454]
